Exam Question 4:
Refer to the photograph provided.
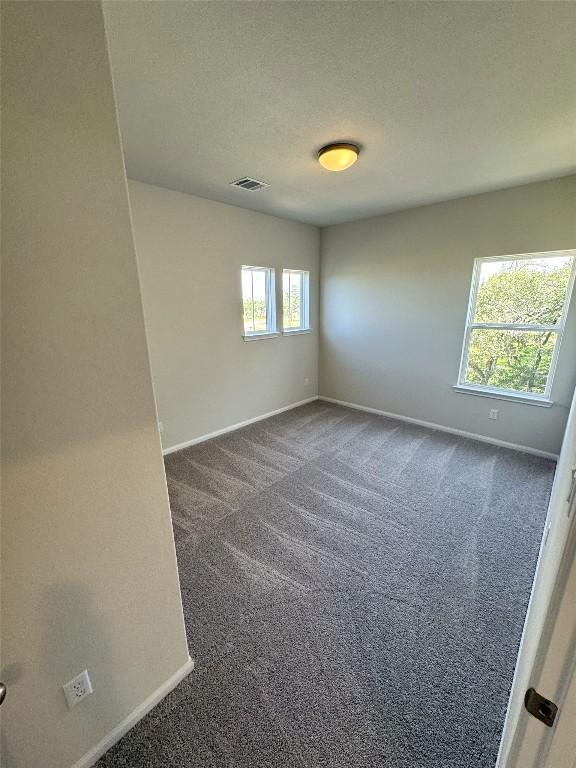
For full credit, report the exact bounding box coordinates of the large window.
[282,269,310,333]
[457,251,575,402]
[241,266,277,338]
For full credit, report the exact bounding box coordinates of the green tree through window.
[241,266,275,336]
[282,269,309,331]
[460,254,574,396]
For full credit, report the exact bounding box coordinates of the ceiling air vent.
[230,177,270,191]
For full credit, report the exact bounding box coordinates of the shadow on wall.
[0,662,22,767]
[44,583,124,751]
[2,583,126,767]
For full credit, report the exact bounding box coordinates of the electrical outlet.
[489,408,499,420]
[63,669,93,709]
[304,377,310,386]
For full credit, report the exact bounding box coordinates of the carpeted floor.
[96,401,555,768]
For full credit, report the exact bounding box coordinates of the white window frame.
[454,250,576,406]
[282,269,310,335]
[241,265,279,341]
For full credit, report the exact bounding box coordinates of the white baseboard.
[71,657,194,768]
[162,396,319,455]
[319,396,558,460]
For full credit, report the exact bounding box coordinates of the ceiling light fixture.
[317,142,360,172]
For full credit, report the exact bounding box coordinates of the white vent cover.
[230,177,270,191]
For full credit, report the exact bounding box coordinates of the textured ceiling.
[104,1,576,226]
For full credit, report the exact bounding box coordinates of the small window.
[282,269,310,333]
[457,251,576,401]
[241,266,277,338]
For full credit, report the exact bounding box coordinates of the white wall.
[1,4,190,767]
[128,181,320,451]
[499,385,576,768]
[320,176,576,456]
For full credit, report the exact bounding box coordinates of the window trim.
[283,328,312,336]
[241,265,277,340]
[281,268,310,334]
[456,250,576,403]
[242,331,280,342]
[452,384,554,407]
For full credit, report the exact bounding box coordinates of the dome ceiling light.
[317,142,360,172]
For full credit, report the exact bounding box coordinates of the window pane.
[465,328,557,394]
[283,271,303,329]
[473,256,572,325]
[251,270,268,331]
[242,267,270,334]
[242,270,255,333]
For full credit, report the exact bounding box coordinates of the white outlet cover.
[63,669,93,709]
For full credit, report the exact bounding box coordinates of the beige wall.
[320,176,576,456]
[1,4,189,768]
[128,181,320,451]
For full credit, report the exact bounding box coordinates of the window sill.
[242,332,280,342]
[282,328,312,336]
[453,384,553,407]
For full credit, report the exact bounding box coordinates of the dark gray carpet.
[96,401,555,768]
